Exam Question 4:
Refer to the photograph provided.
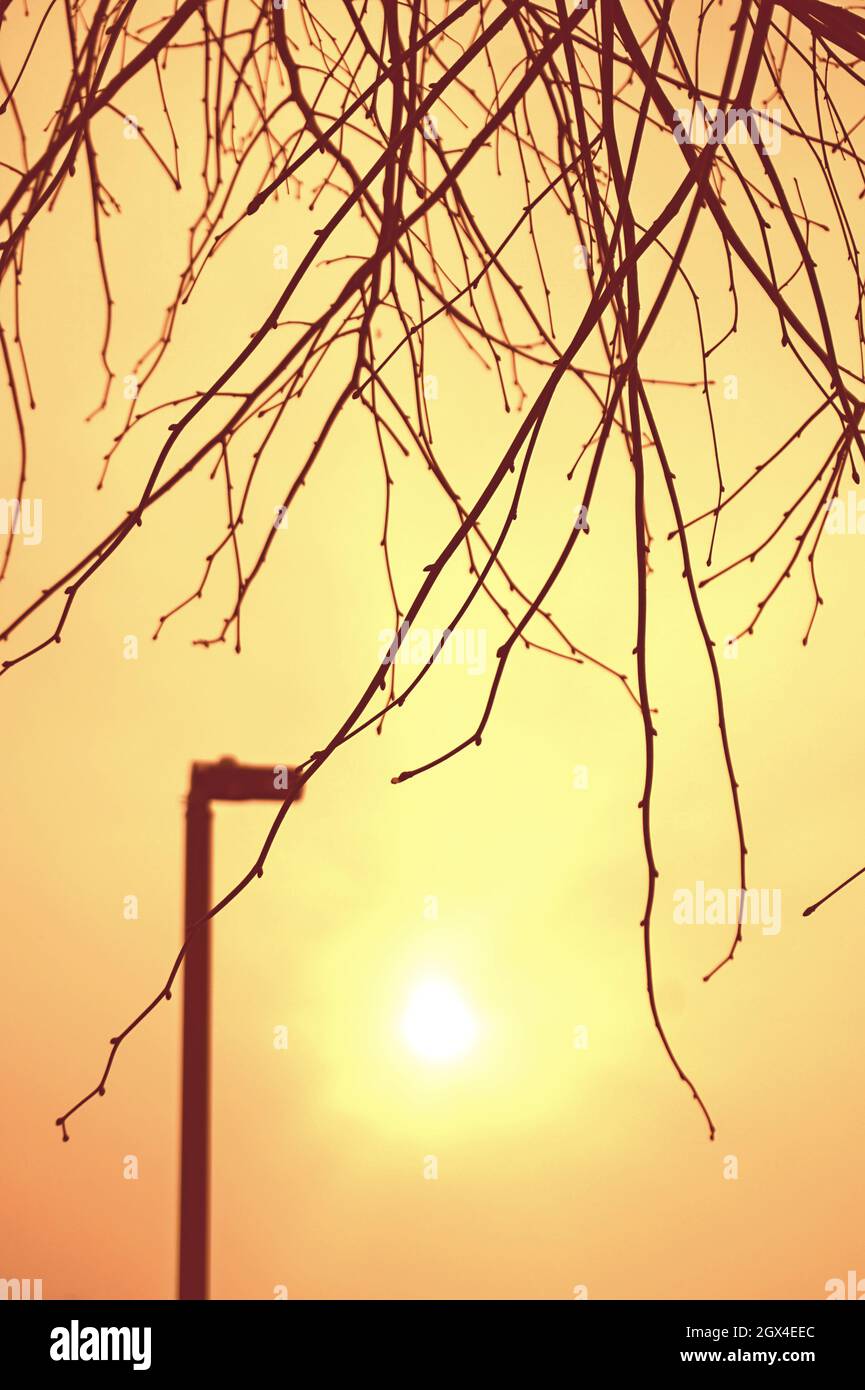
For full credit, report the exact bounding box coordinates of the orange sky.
[1,1,862,1300]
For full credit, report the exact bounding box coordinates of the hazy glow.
[401,978,478,1062]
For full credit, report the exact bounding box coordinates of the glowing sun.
[401,977,478,1063]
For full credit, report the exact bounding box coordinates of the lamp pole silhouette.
[179,758,301,1301]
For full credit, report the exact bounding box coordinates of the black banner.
[2,1299,861,1374]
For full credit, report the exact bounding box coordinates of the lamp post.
[179,758,302,1301]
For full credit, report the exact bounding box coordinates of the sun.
[401,977,479,1063]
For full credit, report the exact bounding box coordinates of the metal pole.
[177,759,300,1299]
[179,784,212,1301]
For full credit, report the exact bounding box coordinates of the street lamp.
[179,757,302,1301]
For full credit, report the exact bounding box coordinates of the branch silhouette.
[0,0,862,1140]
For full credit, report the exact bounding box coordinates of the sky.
[0,0,862,1300]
